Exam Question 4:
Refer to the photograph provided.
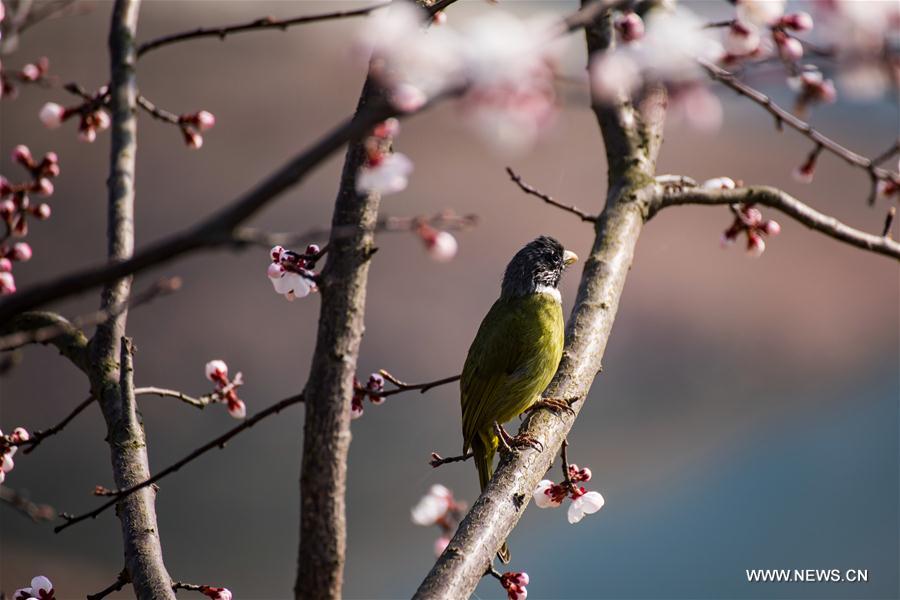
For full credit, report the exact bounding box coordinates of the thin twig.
[700,59,900,186]
[55,393,305,533]
[86,570,130,600]
[652,185,900,260]
[506,167,596,222]
[134,387,213,408]
[136,2,391,57]
[376,370,461,398]
[0,486,55,522]
[429,451,473,468]
[136,94,180,124]
[0,277,180,351]
[15,395,94,455]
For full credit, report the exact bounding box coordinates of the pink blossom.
[11,242,32,262]
[372,118,400,140]
[774,32,803,62]
[724,22,760,56]
[34,204,52,220]
[702,177,736,190]
[2,452,14,473]
[0,258,11,272]
[183,129,203,149]
[500,571,530,600]
[95,110,111,131]
[567,489,605,524]
[736,0,785,26]
[390,83,428,113]
[11,427,30,443]
[21,63,41,81]
[39,103,66,128]
[356,153,413,195]
[780,12,813,32]
[411,484,452,526]
[432,11,447,26]
[670,85,722,132]
[590,52,641,104]
[533,479,564,508]
[747,233,766,257]
[0,271,15,295]
[78,127,97,143]
[201,587,232,600]
[227,399,246,419]
[35,177,54,197]
[195,110,216,131]
[0,199,15,218]
[763,220,781,236]
[205,360,228,384]
[12,145,32,166]
[615,12,644,43]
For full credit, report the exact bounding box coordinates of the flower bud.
[12,145,33,166]
[205,359,228,383]
[35,177,54,197]
[0,258,11,272]
[33,203,52,220]
[615,12,644,43]
[0,271,15,295]
[39,102,66,128]
[11,242,32,262]
[780,12,813,32]
[195,110,216,131]
[763,220,781,236]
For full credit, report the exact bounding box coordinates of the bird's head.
[501,235,578,298]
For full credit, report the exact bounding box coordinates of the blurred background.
[1,1,897,599]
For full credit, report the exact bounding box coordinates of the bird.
[460,235,578,563]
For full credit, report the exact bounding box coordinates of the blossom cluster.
[12,575,53,600]
[40,87,111,143]
[267,244,319,301]
[0,427,31,485]
[499,571,529,600]
[204,360,247,419]
[359,3,560,153]
[1,145,60,294]
[350,372,385,420]
[534,462,605,524]
[0,56,50,100]
[410,483,466,556]
[178,110,216,149]
[702,176,781,258]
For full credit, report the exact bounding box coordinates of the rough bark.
[85,1,175,597]
[294,78,386,600]
[413,4,665,597]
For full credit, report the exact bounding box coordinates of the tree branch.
[55,393,304,533]
[0,311,89,372]
[134,386,213,408]
[15,395,95,455]
[700,59,900,187]
[136,2,391,58]
[0,277,180,353]
[294,76,387,600]
[414,4,659,596]
[0,486,55,522]
[505,167,596,222]
[650,184,900,260]
[376,370,460,398]
[82,3,176,597]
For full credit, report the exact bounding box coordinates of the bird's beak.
[563,249,578,267]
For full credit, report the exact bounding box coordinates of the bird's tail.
[474,437,511,564]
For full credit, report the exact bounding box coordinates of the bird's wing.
[460,296,562,452]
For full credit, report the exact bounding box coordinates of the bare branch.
[134,387,213,408]
[15,395,94,455]
[505,167,596,222]
[376,370,461,398]
[700,59,900,187]
[0,311,89,372]
[86,570,130,600]
[651,185,900,260]
[55,393,304,533]
[0,486,55,522]
[136,2,391,58]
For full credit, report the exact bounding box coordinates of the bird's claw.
[494,422,543,455]
[524,397,576,418]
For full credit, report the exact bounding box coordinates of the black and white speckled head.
[501,236,578,299]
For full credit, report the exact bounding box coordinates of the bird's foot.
[494,422,543,454]
[523,397,576,418]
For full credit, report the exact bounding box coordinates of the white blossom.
[567,490,605,524]
[532,480,562,509]
[356,153,413,195]
[411,484,452,526]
